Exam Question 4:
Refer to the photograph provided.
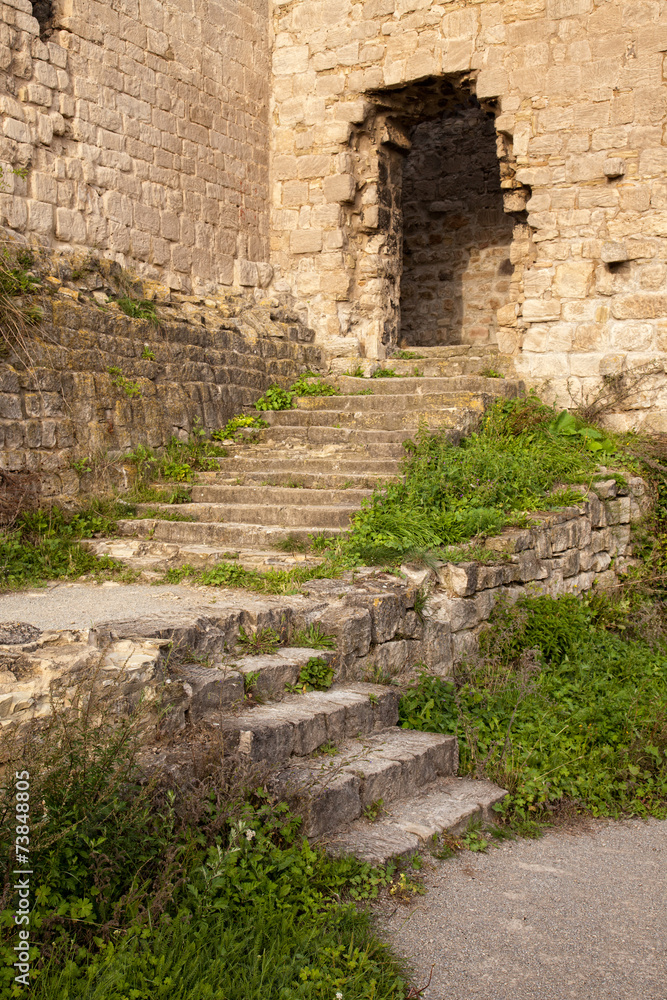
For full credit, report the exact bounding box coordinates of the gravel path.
[379,819,667,1000]
[0,581,231,631]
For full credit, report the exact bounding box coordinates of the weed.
[71,457,92,476]
[344,394,606,565]
[355,387,374,395]
[162,550,352,596]
[347,365,366,378]
[254,385,294,410]
[298,656,335,691]
[0,240,44,361]
[274,533,310,553]
[413,588,429,620]
[371,367,400,379]
[288,623,336,650]
[211,414,269,440]
[388,872,425,902]
[314,740,339,756]
[480,368,504,379]
[237,626,281,655]
[399,593,667,825]
[412,367,424,376]
[393,351,424,360]
[254,373,339,411]
[363,798,386,822]
[243,670,261,697]
[108,365,142,399]
[141,344,156,360]
[115,295,159,326]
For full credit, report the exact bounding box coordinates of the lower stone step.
[212,682,400,764]
[324,777,508,864]
[131,501,357,529]
[116,518,342,547]
[275,728,458,838]
[85,537,325,573]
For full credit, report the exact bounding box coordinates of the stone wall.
[269,0,667,428]
[0,259,323,496]
[0,0,270,292]
[399,102,516,348]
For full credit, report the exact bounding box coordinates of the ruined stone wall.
[399,103,515,348]
[269,0,667,429]
[0,267,323,497]
[0,0,270,292]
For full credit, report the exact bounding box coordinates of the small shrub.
[298,656,335,690]
[115,295,159,326]
[107,366,142,399]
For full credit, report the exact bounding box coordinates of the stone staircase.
[90,344,523,573]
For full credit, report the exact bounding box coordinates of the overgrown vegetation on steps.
[0,694,408,998]
[345,394,617,565]
[400,592,667,830]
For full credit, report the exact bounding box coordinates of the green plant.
[371,367,400,379]
[274,533,311,553]
[288,624,336,650]
[237,626,281,655]
[355,387,374,395]
[393,351,424,360]
[243,670,260,697]
[399,594,667,826]
[211,414,269,440]
[0,241,43,358]
[0,693,408,1000]
[348,365,366,377]
[107,366,142,399]
[255,374,339,411]
[71,457,92,476]
[115,295,159,326]
[141,344,156,360]
[255,385,294,411]
[298,656,335,691]
[549,407,616,455]
[480,368,504,379]
[363,798,386,822]
[412,367,424,377]
[344,394,606,565]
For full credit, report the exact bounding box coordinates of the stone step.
[207,471,389,489]
[275,728,458,838]
[202,455,402,476]
[190,484,373,506]
[333,375,523,397]
[85,537,326,573]
[131,501,357,528]
[260,406,485,430]
[213,682,400,764]
[324,777,508,864]
[393,344,500,358]
[117,518,342,547]
[294,391,493,413]
[385,357,513,377]
[176,646,337,719]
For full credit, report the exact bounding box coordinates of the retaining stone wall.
[0,0,270,292]
[0,266,323,496]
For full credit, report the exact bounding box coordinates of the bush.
[399,594,667,824]
[345,395,603,564]
[0,694,407,1000]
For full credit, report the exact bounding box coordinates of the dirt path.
[378,818,667,1000]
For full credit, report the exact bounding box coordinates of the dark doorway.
[398,100,514,348]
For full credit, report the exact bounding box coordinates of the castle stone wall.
[0,0,271,292]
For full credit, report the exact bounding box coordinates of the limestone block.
[553,261,594,299]
[344,592,403,644]
[234,259,258,286]
[323,173,356,203]
[435,561,477,597]
[426,594,478,633]
[604,496,631,525]
[592,479,617,500]
[290,229,323,253]
[601,241,629,264]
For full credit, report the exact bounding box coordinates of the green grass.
[399,593,667,827]
[0,502,134,590]
[344,394,612,565]
[161,553,348,596]
[0,697,407,999]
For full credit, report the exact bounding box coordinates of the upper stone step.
[133,501,357,528]
[259,410,479,434]
[117,518,341,547]
[333,375,523,396]
[205,455,403,476]
[294,390,495,412]
[392,344,500,357]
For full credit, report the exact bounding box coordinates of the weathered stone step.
[325,777,508,864]
[117,518,341,547]
[333,375,523,396]
[85,537,326,573]
[256,421,471,445]
[202,456,402,476]
[393,344,500,358]
[214,682,400,763]
[276,729,458,838]
[132,501,356,528]
[207,471,388,489]
[387,357,514,377]
[294,391,493,412]
[263,406,479,431]
[177,646,337,719]
[190,484,373,506]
